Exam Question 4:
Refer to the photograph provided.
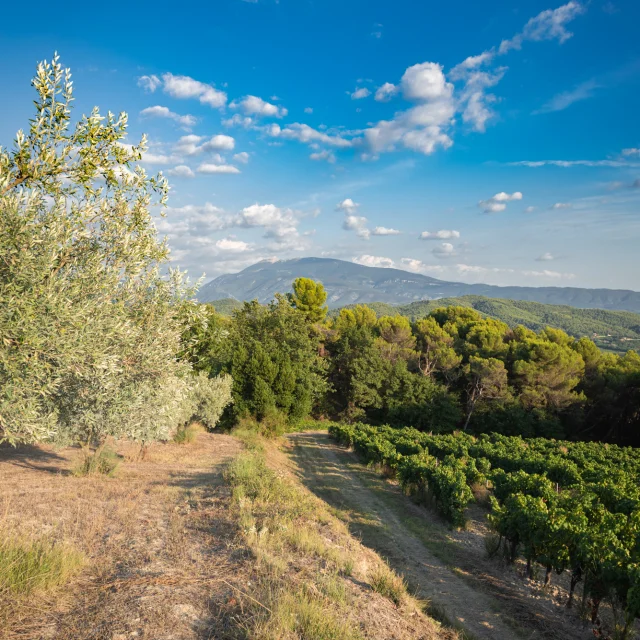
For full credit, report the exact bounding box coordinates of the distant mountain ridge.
[197,257,640,312]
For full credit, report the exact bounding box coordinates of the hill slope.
[198,257,640,312]
[330,295,640,352]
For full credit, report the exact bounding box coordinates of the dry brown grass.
[0,432,242,640]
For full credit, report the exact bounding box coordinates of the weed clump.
[173,421,204,444]
[369,564,407,606]
[0,534,83,596]
[73,446,121,477]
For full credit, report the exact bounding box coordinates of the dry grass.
[172,421,205,444]
[0,431,242,639]
[369,564,408,607]
[226,430,459,640]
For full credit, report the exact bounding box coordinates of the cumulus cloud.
[335,198,360,214]
[351,87,371,100]
[304,107,313,114]
[352,255,395,268]
[233,152,250,164]
[432,242,456,258]
[372,226,401,236]
[233,95,288,118]
[536,252,555,261]
[343,215,370,239]
[161,73,227,108]
[215,237,252,252]
[138,75,161,92]
[196,163,241,174]
[478,191,523,213]
[524,206,536,213]
[140,105,196,129]
[268,123,354,148]
[419,229,460,240]
[168,165,195,178]
[364,63,455,156]
[174,134,236,156]
[310,149,336,163]
[499,1,586,54]
[374,82,399,102]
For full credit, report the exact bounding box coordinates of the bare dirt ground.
[284,431,605,640]
[0,432,245,640]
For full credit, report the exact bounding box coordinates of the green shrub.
[369,565,407,606]
[73,446,121,476]
[173,422,204,444]
[0,535,83,596]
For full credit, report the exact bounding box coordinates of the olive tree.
[0,54,230,446]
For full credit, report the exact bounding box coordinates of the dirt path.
[284,431,592,640]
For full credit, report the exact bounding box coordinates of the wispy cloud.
[534,78,600,114]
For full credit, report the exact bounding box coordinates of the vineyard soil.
[285,430,604,640]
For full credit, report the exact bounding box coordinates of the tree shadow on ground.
[0,441,72,475]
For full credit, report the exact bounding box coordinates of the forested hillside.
[329,295,640,353]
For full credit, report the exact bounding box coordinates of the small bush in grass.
[73,446,121,477]
[173,422,204,444]
[369,564,407,606]
[0,535,83,596]
[257,587,362,640]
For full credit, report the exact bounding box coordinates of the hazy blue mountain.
[198,257,640,312]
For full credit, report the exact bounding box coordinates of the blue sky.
[2,0,640,289]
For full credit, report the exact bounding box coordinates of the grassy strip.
[225,442,363,639]
[226,427,456,639]
[0,533,83,596]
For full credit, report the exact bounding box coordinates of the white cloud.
[374,82,399,102]
[202,134,236,151]
[478,191,523,213]
[499,2,586,54]
[351,87,371,100]
[364,63,455,156]
[401,62,453,101]
[506,159,638,168]
[174,134,235,156]
[622,148,640,157]
[168,165,195,178]
[140,105,196,128]
[304,107,313,114]
[449,52,495,79]
[196,163,241,174]
[215,237,252,252]
[534,78,599,114]
[419,229,460,240]
[222,114,255,129]
[536,252,555,261]
[140,152,175,165]
[161,72,227,108]
[138,75,161,92]
[551,202,572,209]
[522,269,575,279]
[343,215,370,239]
[372,226,401,236]
[233,95,287,118]
[233,152,250,164]
[335,198,360,214]
[524,206,536,213]
[432,242,456,258]
[269,123,354,148]
[353,255,395,268]
[310,149,336,163]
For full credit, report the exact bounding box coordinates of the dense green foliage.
[0,56,232,446]
[192,287,640,445]
[330,422,640,637]
[331,295,640,353]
